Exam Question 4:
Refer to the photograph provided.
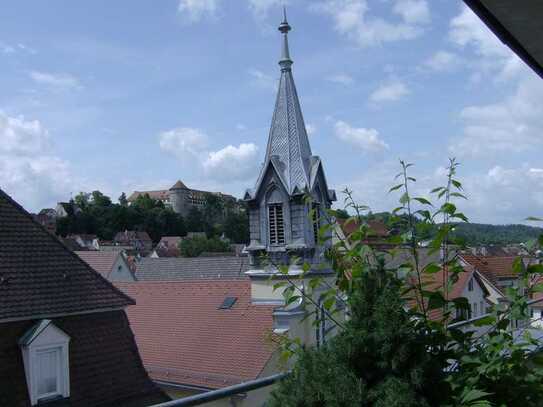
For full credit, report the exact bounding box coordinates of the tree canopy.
[55,190,249,244]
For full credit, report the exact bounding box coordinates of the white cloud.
[0,112,50,154]
[158,127,209,160]
[0,111,78,211]
[311,0,430,48]
[248,68,276,90]
[178,0,220,22]
[203,143,259,180]
[450,74,543,156]
[334,120,388,152]
[392,0,430,24]
[247,0,282,20]
[423,50,461,72]
[369,80,409,103]
[159,126,259,181]
[306,123,317,136]
[1,41,35,55]
[326,73,354,85]
[340,159,543,224]
[448,5,522,80]
[29,71,82,90]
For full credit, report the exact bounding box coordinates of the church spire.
[260,11,312,195]
[278,7,292,71]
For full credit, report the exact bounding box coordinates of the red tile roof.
[337,218,389,238]
[407,266,479,321]
[117,280,276,389]
[0,188,134,320]
[127,190,169,202]
[460,255,518,283]
[75,250,124,278]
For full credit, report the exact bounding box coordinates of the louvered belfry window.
[312,203,320,244]
[268,204,285,245]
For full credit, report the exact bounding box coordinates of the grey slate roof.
[261,16,312,195]
[135,256,249,281]
[245,16,335,202]
[0,188,134,320]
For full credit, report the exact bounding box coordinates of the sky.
[1,0,543,225]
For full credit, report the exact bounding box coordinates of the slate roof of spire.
[0,188,134,320]
[169,180,188,190]
[261,14,313,195]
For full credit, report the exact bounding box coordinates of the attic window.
[219,297,238,309]
[268,204,285,245]
[468,278,474,291]
[19,320,70,405]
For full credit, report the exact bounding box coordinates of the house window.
[468,278,474,291]
[312,203,320,244]
[19,320,70,405]
[36,348,61,398]
[268,204,285,245]
[473,302,478,317]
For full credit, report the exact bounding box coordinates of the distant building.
[127,180,236,217]
[334,218,392,250]
[32,208,57,234]
[114,230,153,254]
[150,236,183,258]
[68,233,97,250]
[55,201,81,218]
[0,188,168,406]
[75,250,136,282]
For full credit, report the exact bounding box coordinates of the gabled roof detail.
[169,180,188,190]
[0,188,134,321]
[261,14,312,195]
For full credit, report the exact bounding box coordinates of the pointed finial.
[278,6,291,34]
[278,7,292,70]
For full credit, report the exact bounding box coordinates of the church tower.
[244,12,336,279]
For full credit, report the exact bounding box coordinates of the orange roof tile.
[116,280,276,389]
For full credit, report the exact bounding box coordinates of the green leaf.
[527,264,543,274]
[441,202,457,215]
[512,257,524,274]
[526,216,543,221]
[461,389,491,404]
[473,315,495,327]
[399,192,409,204]
[286,295,301,305]
[423,263,441,274]
[323,296,335,310]
[273,281,289,292]
[450,192,467,200]
[430,187,444,194]
[451,179,463,190]
[427,291,446,310]
[389,184,403,193]
[413,197,433,206]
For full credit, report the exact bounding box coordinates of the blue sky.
[1,0,543,224]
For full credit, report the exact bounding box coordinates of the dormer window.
[19,320,70,405]
[268,204,285,245]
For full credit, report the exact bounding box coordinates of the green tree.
[118,192,128,207]
[222,210,249,243]
[178,236,230,257]
[269,159,543,407]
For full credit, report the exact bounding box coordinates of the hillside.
[362,212,543,246]
[451,223,543,245]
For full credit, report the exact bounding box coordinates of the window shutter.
[268,204,285,245]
